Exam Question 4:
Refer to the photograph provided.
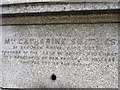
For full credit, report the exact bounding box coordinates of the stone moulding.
[1,0,120,4]
[1,2,119,14]
[1,2,120,25]
[2,9,120,25]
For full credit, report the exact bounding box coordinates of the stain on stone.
[51,74,57,81]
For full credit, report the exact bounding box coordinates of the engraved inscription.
[2,24,118,88]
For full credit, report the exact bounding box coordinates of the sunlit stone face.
[1,23,118,88]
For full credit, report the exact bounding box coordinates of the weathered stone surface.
[1,0,120,5]
[2,23,118,88]
[0,26,2,88]
[1,2,119,14]
[1,1,119,89]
